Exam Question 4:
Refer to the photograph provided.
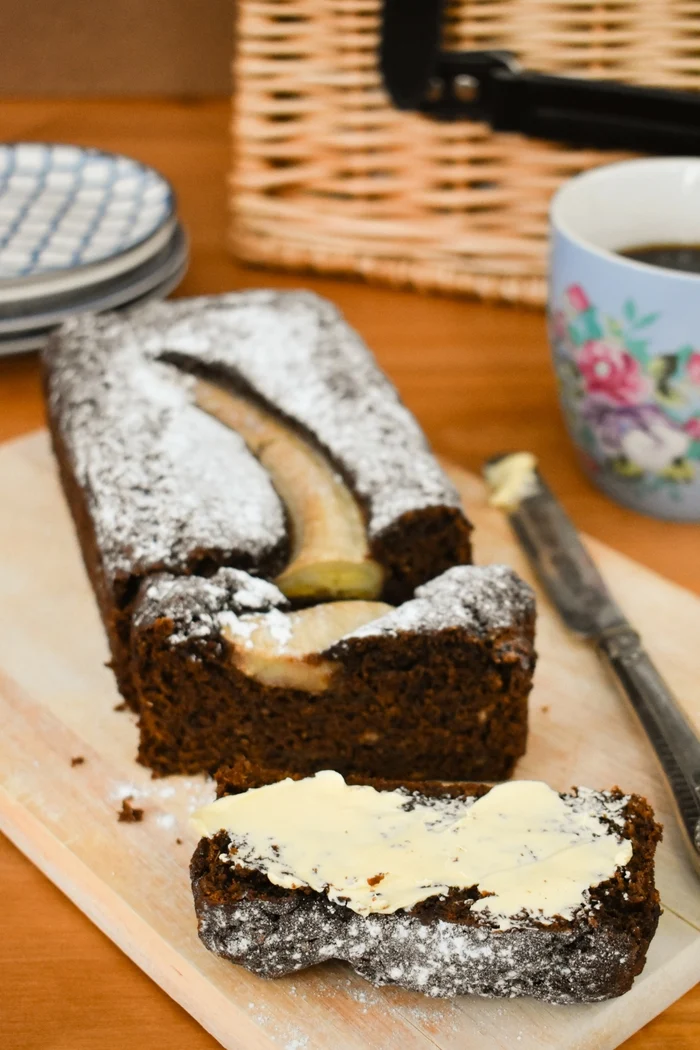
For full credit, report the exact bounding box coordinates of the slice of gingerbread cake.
[43,290,535,779]
[190,765,662,1003]
[131,562,534,777]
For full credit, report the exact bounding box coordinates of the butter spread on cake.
[193,772,632,926]
[190,766,662,1003]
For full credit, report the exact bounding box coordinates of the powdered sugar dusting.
[220,615,257,646]
[155,811,177,830]
[45,291,464,593]
[132,565,532,650]
[109,771,216,834]
[133,567,288,646]
[45,309,286,586]
[155,290,462,535]
[263,608,294,647]
[340,565,535,643]
[222,606,296,651]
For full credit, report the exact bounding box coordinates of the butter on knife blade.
[483,450,700,878]
[483,452,540,510]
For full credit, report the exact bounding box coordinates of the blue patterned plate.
[0,249,186,358]
[0,223,188,343]
[0,255,187,357]
[0,144,175,292]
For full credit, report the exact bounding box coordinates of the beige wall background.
[0,1,232,95]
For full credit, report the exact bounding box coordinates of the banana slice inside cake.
[221,600,393,691]
[195,379,384,601]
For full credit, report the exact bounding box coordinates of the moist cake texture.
[190,764,662,1003]
[43,291,536,779]
[131,562,535,778]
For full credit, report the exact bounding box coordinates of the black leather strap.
[379,0,444,109]
[380,0,700,154]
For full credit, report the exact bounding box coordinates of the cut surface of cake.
[43,290,535,778]
[190,765,662,1003]
[132,562,534,778]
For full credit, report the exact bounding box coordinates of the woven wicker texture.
[231,1,700,305]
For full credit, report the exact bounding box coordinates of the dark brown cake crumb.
[70,755,85,766]
[113,701,128,712]
[176,838,183,845]
[118,797,144,823]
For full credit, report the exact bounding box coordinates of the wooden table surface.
[1,99,698,1049]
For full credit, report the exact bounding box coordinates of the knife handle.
[598,625,700,873]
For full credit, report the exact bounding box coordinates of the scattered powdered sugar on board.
[283,1037,309,1050]
[109,771,217,833]
[285,970,461,1032]
[245,1000,309,1049]
[154,812,177,830]
[110,781,144,803]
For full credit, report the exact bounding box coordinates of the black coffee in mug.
[619,243,700,274]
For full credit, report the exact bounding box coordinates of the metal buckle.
[420,51,519,122]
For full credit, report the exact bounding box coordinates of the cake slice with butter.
[190,763,661,1003]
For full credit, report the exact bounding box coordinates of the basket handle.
[380,0,700,154]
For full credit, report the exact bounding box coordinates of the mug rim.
[550,156,700,284]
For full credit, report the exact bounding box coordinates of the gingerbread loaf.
[43,290,535,778]
[191,763,662,1003]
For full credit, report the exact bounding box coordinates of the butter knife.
[483,452,700,876]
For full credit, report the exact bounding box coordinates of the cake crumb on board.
[118,797,144,823]
[70,755,85,766]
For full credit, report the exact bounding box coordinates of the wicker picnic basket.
[230,1,700,306]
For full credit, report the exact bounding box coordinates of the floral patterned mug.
[550,158,700,522]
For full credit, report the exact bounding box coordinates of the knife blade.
[484,452,700,876]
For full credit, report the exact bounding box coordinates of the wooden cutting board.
[1,430,699,1050]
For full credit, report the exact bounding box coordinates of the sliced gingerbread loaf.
[43,291,474,708]
[43,291,535,779]
[190,764,662,1003]
[131,562,534,778]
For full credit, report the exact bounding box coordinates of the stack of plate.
[0,143,188,356]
